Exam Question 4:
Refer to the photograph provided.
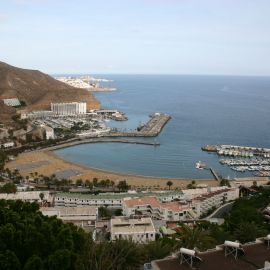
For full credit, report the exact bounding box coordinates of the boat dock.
[202,144,270,157]
[208,167,222,181]
[107,113,171,137]
[202,144,270,176]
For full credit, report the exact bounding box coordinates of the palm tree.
[144,240,173,261]
[117,180,129,192]
[176,223,216,251]
[234,222,267,243]
[39,192,44,201]
[166,181,173,190]
[85,239,144,270]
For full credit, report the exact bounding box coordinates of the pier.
[208,167,222,181]
[107,113,171,137]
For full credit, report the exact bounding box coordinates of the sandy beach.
[6,150,220,189]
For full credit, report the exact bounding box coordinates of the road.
[208,202,234,219]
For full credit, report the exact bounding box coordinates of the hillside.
[0,61,100,121]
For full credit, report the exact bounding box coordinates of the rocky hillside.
[0,61,100,121]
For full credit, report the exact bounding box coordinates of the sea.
[55,75,270,179]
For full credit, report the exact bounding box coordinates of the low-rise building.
[41,206,98,228]
[3,98,21,107]
[54,191,185,209]
[55,188,239,221]
[123,197,195,221]
[110,217,156,243]
[0,191,52,203]
[151,238,270,270]
[54,193,123,208]
[42,125,54,140]
[192,188,239,217]
[123,188,239,220]
[1,141,15,148]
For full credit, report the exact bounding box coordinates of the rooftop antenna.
[179,248,202,268]
[224,241,245,259]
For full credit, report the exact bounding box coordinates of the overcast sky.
[1,0,270,75]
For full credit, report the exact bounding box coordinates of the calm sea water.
[55,75,270,179]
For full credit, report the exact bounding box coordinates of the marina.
[202,144,270,158]
[202,144,270,176]
[219,158,270,174]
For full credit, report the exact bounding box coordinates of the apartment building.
[110,217,156,243]
[42,125,54,140]
[55,188,239,221]
[41,206,98,228]
[3,98,21,107]
[123,197,195,221]
[54,193,123,208]
[54,191,185,209]
[123,188,239,220]
[0,191,52,203]
[1,141,15,148]
[192,188,239,217]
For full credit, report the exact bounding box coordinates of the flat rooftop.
[55,191,183,201]
[153,242,270,270]
[41,206,98,221]
[123,196,190,212]
[110,217,156,235]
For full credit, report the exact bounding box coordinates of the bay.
[55,75,270,179]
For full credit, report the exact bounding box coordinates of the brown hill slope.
[0,100,15,123]
[0,61,100,120]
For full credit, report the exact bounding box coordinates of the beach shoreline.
[6,149,219,189]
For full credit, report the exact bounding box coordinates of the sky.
[0,0,270,75]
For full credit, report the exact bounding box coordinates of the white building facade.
[110,217,156,243]
[193,188,239,217]
[1,141,15,148]
[51,102,87,115]
[54,193,123,208]
[123,197,196,221]
[41,206,98,228]
[43,126,54,140]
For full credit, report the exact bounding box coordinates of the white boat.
[196,161,206,170]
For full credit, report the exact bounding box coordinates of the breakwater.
[41,138,160,151]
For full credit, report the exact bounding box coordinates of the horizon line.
[49,72,270,78]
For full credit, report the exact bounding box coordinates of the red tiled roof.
[123,197,188,213]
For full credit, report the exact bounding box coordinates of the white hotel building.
[51,102,87,115]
